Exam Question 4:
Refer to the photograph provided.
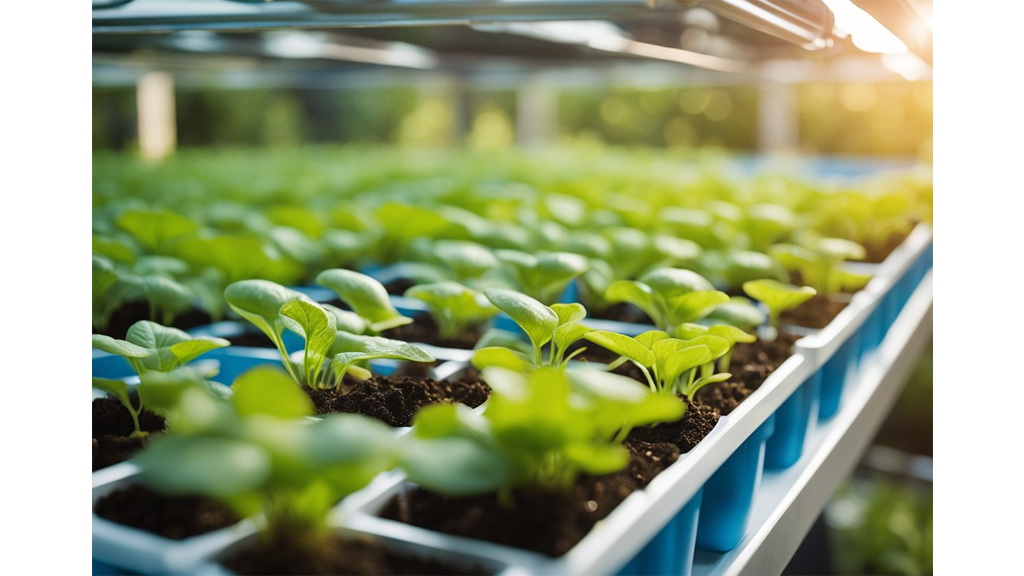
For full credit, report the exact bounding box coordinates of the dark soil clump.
[304,375,491,427]
[780,295,849,329]
[627,398,719,453]
[93,397,166,471]
[862,231,909,263]
[381,441,678,557]
[222,534,485,575]
[385,278,417,296]
[383,315,482,350]
[94,485,239,539]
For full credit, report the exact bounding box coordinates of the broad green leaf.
[232,366,314,419]
[134,255,189,277]
[116,209,199,253]
[743,280,817,323]
[667,290,730,326]
[126,321,229,372]
[92,334,149,358]
[225,279,310,344]
[315,269,411,331]
[175,235,272,284]
[400,436,513,496]
[303,414,398,465]
[322,304,368,335]
[471,346,534,372]
[634,330,671,350]
[605,280,660,325]
[281,300,337,386]
[433,240,498,281]
[551,303,593,353]
[705,297,766,330]
[565,443,629,475]
[117,275,195,323]
[474,328,533,356]
[678,335,730,362]
[374,202,451,244]
[92,377,131,408]
[405,282,498,340]
[266,205,326,239]
[93,236,137,264]
[568,368,650,403]
[329,332,434,363]
[640,268,714,297]
[583,331,656,367]
[137,436,271,498]
[483,288,558,349]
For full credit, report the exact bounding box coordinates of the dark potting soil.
[94,484,239,540]
[222,534,486,576]
[862,231,909,264]
[93,397,166,471]
[383,314,482,350]
[385,278,417,296]
[780,295,849,329]
[304,375,491,427]
[586,302,654,325]
[381,441,679,557]
[96,302,212,340]
[626,397,719,453]
[226,330,275,348]
[696,330,799,416]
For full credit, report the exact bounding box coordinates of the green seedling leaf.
[705,297,766,331]
[232,366,314,419]
[137,435,271,498]
[584,331,656,368]
[551,303,593,359]
[92,334,149,359]
[605,280,660,326]
[405,282,498,341]
[328,332,434,386]
[117,208,199,253]
[225,279,311,362]
[743,279,817,329]
[401,436,514,496]
[483,288,558,352]
[667,290,730,328]
[433,240,499,282]
[322,304,368,335]
[116,274,196,326]
[281,300,337,388]
[496,250,588,304]
[316,269,411,333]
[125,321,230,373]
[472,346,535,372]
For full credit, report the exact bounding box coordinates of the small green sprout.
[742,279,817,339]
[584,330,732,400]
[674,323,756,372]
[92,321,229,437]
[315,269,413,334]
[399,366,683,500]
[404,282,499,341]
[494,250,588,305]
[605,268,729,333]
[771,237,872,294]
[704,296,767,334]
[135,366,399,545]
[471,289,593,371]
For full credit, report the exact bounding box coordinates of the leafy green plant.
[116,208,199,254]
[584,330,732,399]
[704,296,767,333]
[404,282,498,341]
[315,269,412,334]
[743,279,817,338]
[399,366,683,499]
[135,366,399,545]
[471,289,592,371]
[93,255,122,330]
[92,321,229,437]
[674,323,756,371]
[494,250,588,305]
[771,237,872,294]
[225,279,433,389]
[605,268,729,334]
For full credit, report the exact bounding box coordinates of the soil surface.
[222,534,485,575]
[383,314,482,350]
[780,295,849,329]
[94,484,239,539]
[95,302,212,340]
[862,231,909,263]
[695,330,799,415]
[93,397,166,471]
[304,375,491,427]
[626,397,720,453]
[586,302,654,325]
[381,441,679,557]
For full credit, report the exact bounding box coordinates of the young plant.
[494,250,588,305]
[114,273,197,327]
[93,255,121,330]
[584,330,732,400]
[770,237,872,294]
[674,323,756,372]
[404,282,498,341]
[399,366,683,499]
[315,268,412,334]
[742,279,817,339]
[605,268,729,333]
[471,288,592,371]
[704,296,767,334]
[134,366,398,546]
[91,321,229,437]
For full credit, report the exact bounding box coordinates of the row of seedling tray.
[93,225,932,576]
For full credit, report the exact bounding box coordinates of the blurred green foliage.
[93,81,931,157]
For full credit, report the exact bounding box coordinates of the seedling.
[135,366,398,545]
[674,323,756,372]
[404,282,498,341]
[770,237,872,294]
[315,269,413,334]
[584,330,732,399]
[92,321,229,437]
[471,289,592,371]
[705,296,767,334]
[399,366,683,499]
[494,250,588,305]
[742,279,817,339]
[605,268,729,334]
